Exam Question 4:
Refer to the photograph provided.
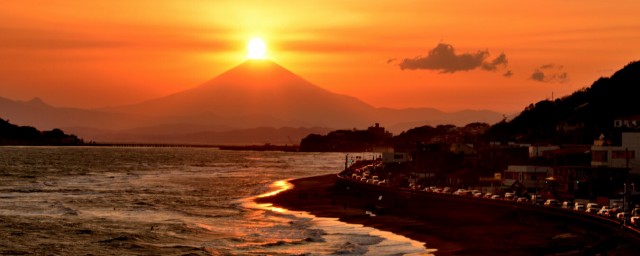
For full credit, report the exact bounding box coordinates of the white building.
[382,152,410,164]
[591,132,640,172]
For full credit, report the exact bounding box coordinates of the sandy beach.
[256,174,639,255]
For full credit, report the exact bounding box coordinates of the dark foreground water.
[0,146,429,255]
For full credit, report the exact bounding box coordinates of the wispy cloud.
[530,64,568,83]
[397,43,508,74]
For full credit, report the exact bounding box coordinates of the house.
[592,132,640,173]
[382,152,410,164]
[450,143,476,155]
[529,145,560,158]
[503,165,553,194]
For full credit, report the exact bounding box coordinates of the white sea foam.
[242,180,435,255]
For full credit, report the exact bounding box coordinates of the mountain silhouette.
[485,60,640,144]
[1,60,502,143]
[108,59,501,130]
[109,60,376,128]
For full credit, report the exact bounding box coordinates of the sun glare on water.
[247,37,267,59]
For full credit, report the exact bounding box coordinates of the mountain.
[0,97,148,130]
[0,60,503,143]
[378,108,503,133]
[106,59,502,132]
[485,61,640,144]
[106,60,377,128]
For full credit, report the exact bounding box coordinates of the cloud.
[531,70,546,81]
[530,64,568,83]
[481,53,508,71]
[503,70,514,78]
[540,64,555,69]
[398,43,508,74]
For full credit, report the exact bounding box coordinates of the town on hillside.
[328,120,640,224]
[302,61,640,222]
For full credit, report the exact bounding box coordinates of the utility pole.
[345,154,349,171]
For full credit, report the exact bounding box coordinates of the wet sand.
[256,174,639,255]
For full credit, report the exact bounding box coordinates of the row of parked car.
[419,187,530,202]
[542,199,640,226]
[422,186,640,227]
[345,162,390,186]
[342,167,640,228]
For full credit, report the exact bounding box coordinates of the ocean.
[0,146,430,255]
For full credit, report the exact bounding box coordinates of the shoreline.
[256,174,639,255]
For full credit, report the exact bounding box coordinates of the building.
[367,123,392,139]
[550,166,628,200]
[450,143,476,155]
[503,165,553,194]
[529,145,560,158]
[592,132,640,173]
[614,117,640,129]
[382,152,410,164]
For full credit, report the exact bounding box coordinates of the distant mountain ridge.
[0,60,503,143]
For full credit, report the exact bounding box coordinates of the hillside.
[0,119,83,145]
[485,61,640,144]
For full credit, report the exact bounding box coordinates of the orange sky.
[1,1,639,113]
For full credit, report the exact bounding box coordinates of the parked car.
[586,203,600,210]
[574,204,586,211]
[453,189,468,195]
[424,186,437,192]
[544,199,560,207]
[604,210,614,218]
[531,194,544,205]
[617,212,630,220]
[516,197,529,203]
[631,216,639,227]
[610,206,623,215]
[585,208,598,214]
[472,192,483,197]
[490,195,501,200]
[504,192,515,201]
[597,206,612,216]
[483,193,493,198]
[442,187,452,193]
[561,201,572,209]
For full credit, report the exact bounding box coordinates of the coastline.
[256,174,639,255]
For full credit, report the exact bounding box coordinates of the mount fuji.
[0,60,502,144]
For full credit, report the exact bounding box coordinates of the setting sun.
[247,37,267,59]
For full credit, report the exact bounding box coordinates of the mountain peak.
[26,97,49,107]
[191,59,312,94]
[228,59,289,75]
